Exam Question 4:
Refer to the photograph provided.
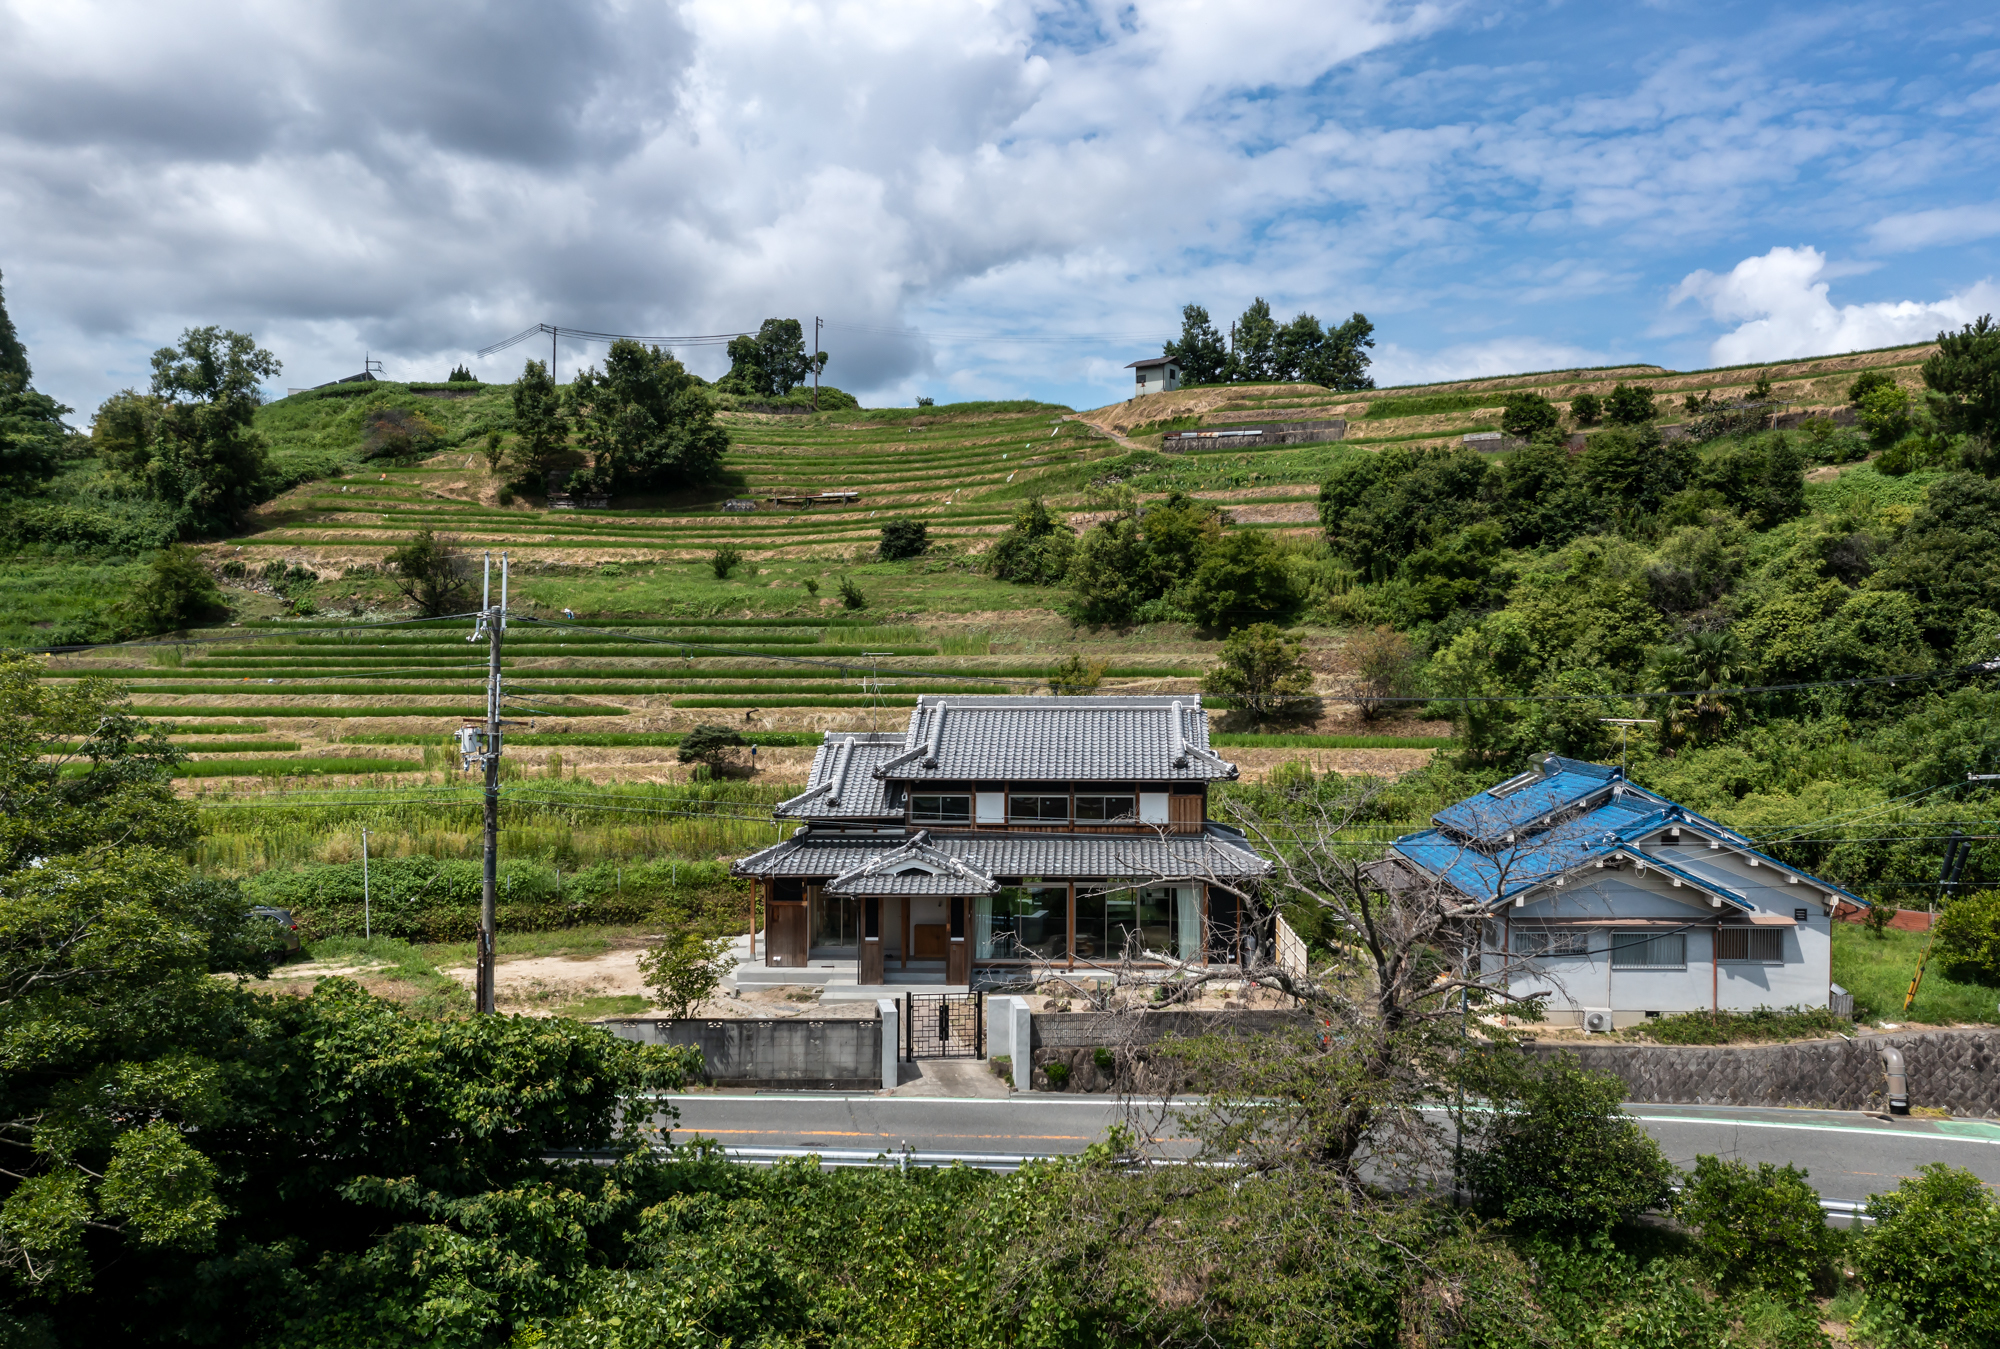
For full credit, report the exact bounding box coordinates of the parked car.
[249,905,302,954]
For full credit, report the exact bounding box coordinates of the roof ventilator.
[923,701,947,768]
[826,736,855,807]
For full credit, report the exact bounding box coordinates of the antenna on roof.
[1597,718,1657,779]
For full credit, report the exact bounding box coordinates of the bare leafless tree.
[1023,781,1574,1191]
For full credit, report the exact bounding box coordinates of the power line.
[477,323,744,358]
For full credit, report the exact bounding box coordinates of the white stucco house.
[1386,754,1859,1029]
[1126,356,1181,397]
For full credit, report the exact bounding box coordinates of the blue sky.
[1,0,1996,418]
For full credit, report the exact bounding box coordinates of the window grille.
[1610,932,1686,969]
[1715,927,1783,962]
[1515,930,1590,956]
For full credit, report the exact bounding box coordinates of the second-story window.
[1075,786,1137,822]
[911,792,971,823]
[1009,794,1069,822]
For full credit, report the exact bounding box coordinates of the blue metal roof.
[1394,754,1864,909]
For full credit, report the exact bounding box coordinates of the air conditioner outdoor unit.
[1582,1008,1613,1034]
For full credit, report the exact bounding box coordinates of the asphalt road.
[658,1093,2000,1202]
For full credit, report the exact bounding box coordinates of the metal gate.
[903,992,983,1060]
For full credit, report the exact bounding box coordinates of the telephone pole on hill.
[457,552,509,1013]
[813,316,822,412]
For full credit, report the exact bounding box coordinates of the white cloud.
[1868,202,2000,252]
[1672,246,2000,365]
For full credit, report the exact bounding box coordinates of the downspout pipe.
[1881,1043,1909,1115]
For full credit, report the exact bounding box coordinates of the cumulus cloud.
[1673,246,2000,366]
[0,1,1996,415]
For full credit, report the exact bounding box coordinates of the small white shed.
[1126,356,1181,397]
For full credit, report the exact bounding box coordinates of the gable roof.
[774,733,907,819]
[1392,753,1864,910]
[824,832,1001,895]
[1126,356,1177,369]
[734,825,1272,883]
[873,696,1237,783]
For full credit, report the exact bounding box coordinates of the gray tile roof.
[735,825,1272,883]
[874,695,1237,784]
[825,835,999,895]
[773,733,906,819]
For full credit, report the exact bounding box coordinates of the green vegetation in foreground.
[1616,1005,1856,1044]
[1831,922,2000,1025]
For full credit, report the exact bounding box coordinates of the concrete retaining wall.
[596,1016,882,1091]
[1526,1029,2000,1117]
[1026,1009,1308,1093]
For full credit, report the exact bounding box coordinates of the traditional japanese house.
[732,696,1273,987]
[1385,754,1861,1029]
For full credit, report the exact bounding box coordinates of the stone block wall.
[1527,1029,2000,1117]
[597,1016,882,1091]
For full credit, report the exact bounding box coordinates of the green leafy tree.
[447,363,475,383]
[384,528,474,617]
[507,357,570,487]
[1934,889,2000,980]
[1849,369,1898,404]
[1857,1165,2000,1347]
[1500,392,1561,441]
[678,723,746,774]
[1046,653,1106,695]
[1162,304,1229,386]
[567,339,728,493]
[986,497,1075,585]
[1348,624,1418,719]
[111,327,281,537]
[1464,1054,1676,1233]
[838,574,867,609]
[1494,439,1588,549]
[638,933,734,1018]
[89,390,165,477]
[1922,315,2000,450]
[879,518,929,561]
[1202,623,1317,723]
[1581,428,1697,515]
[717,319,821,397]
[1857,382,1913,450]
[1603,382,1657,426]
[1676,1155,1839,1301]
[1313,312,1376,391]
[1227,298,1279,382]
[1059,514,1152,626]
[1184,530,1304,629]
[1874,473,2000,649]
[0,374,68,496]
[1570,391,1602,425]
[115,546,226,635]
[0,268,28,383]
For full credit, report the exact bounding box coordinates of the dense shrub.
[1935,889,2000,982]
[985,498,1075,585]
[879,517,929,560]
[1604,382,1657,426]
[1675,1155,1839,1300]
[1465,1054,1676,1232]
[1500,391,1561,440]
[1857,1164,2000,1346]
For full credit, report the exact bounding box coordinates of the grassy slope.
[1831,922,2000,1026]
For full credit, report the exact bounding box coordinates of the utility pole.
[361,827,371,940]
[550,325,557,385]
[458,552,509,1014]
[813,316,822,412]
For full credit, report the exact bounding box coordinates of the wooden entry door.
[859,896,885,985]
[766,901,809,968]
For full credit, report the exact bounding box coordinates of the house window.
[976,884,1068,961]
[911,792,971,823]
[1716,927,1784,962]
[1009,794,1070,823]
[1610,932,1686,969]
[1075,787,1137,822]
[1075,885,1199,961]
[1515,929,1590,957]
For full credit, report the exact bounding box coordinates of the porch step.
[821,980,970,1002]
[728,965,838,987]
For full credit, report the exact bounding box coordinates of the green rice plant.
[674,696,922,708]
[175,756,421,778]
[1361,391,1494,420]
[159,722,272,734]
